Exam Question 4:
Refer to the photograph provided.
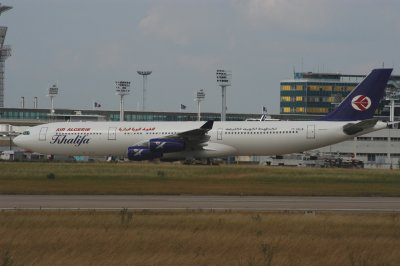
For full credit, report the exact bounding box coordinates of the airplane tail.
[321,68,393,121]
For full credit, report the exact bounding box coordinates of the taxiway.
[1,195,400,212]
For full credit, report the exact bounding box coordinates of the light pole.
[115,81,131,121]
[216,70,232,121]
[194,89,205,121]
[47,84,58,114]
[137,71,152,111]
[0,3,12,108]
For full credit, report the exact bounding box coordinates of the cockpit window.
[22,131,30,135]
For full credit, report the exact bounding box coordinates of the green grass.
[1,161,400,196]
[1,211,400,266]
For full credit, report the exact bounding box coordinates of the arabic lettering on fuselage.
[225,127,278,131]
[118,127,156,132]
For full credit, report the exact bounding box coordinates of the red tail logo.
[351,95,371,111]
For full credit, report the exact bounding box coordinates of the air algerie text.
[50,135,90,147]
[56,128,91,132]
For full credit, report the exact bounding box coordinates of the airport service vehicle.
[14,69,393,161]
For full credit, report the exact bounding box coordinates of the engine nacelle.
[149,138,185,153]
[127,146,162,161]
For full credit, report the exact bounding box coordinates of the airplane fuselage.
[13,68,394,161]
[15,120,387,160]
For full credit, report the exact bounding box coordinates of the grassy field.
[2,163,399,265]
[1,162,400,196]
[1,211,400,266]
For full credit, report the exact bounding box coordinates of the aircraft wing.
[133,120,214,149]
[173,120,213,140]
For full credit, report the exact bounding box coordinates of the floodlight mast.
[216,70,232,121]
[137,71,152,111]
[194,89,205,121]
[47,84,58,114]
[115,81,131,121]
[0,3,12,108]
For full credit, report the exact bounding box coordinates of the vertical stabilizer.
[322,68,392,121]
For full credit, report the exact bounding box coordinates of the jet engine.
[149,139,185,153]
[127,139,186,161]
[127,146,162,161]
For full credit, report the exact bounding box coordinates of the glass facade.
[0,108,261,123]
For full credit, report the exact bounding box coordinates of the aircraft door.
[108,127,117,140]
[217,128,223,140]
[307,125,315,139]
[39,127,48,141]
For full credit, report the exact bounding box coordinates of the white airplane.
[14,68,393,161]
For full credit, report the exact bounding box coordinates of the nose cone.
[13,135,24,148]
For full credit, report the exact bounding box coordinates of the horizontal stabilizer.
[343,118,378,135]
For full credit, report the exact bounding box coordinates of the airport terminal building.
[280,71,400,116]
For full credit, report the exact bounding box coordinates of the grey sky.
[2,0,400,114]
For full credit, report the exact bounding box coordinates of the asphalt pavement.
[1,195,400,212]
